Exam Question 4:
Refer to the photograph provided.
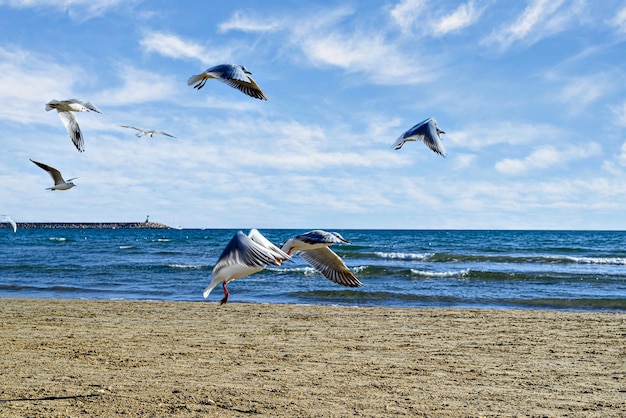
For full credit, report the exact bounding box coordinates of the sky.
[1,0,626,230]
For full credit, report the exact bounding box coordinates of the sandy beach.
[0,298,624,417]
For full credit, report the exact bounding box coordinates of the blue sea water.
[0,228,625,312]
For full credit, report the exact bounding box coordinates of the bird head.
[240,65,251,74]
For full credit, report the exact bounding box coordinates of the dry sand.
[0,298,624,417]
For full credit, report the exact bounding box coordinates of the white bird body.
[392,117,446,156]
[30,159,78,190]
[46,98,101,152]
[203,229,290,304]
[188,64,269,100]
[280,230,362,288]
[119,125,176,138]
[2,215,17,233]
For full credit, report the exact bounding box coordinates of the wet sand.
[0,298,624,417]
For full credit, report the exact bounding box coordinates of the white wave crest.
[567,256,626,265]
[168,264,203,269]
[410,268,470,278]
[375,252,433,260]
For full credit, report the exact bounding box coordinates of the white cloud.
[0,47,85,124]
[495,143,602,175]
[214,6,434,85]
[388,0,427,33]
[94,65,179,106]
[611,101,626,127]
[449,121,564,150]
[482,0,586,50]
[611,5,626,33]
[0,0,129,21]
[617,141,626,167]
[432,1,482,36]
[140,32,230,65]
[556,73,612,109]
[297,31,433,84]
[218,10,282,33]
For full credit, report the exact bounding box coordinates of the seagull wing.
[120,125,142,132]
[421,120,447,156]
[299,247,363,287]
[4,216,17,233]
[154,130,176,138]
[204,231,277,299]
[30,159,65,185]
[70,98,101,113]
[221,75,269,100]
[248,229,291,264]
[57,111,84,152]
[212,231,276,274]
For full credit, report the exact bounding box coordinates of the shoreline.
[0,222,172,229]
[0,297,624,417]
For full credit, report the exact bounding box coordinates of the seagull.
[119,125,176,138]
[46,98,102,152]
[187,64,269,100]
[203,229,291,304]
[2,215,17,233]
[280,230,363,288]
[392,117,446,156]
[30,159,78,191]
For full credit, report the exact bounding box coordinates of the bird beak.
[438,130,446,135]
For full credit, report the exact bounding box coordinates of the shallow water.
[1,228,625,311]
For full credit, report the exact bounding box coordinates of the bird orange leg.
[219,281,230,305]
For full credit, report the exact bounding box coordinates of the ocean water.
[0,228,625,312]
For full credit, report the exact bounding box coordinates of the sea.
[0,228,625,312]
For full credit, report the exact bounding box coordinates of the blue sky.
[1,0,626,229]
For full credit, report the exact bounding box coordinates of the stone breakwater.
[1,222,172,229]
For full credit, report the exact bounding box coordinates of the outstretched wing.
[57,111,84,152]
[299,247,362,287]
[30,159,65,185]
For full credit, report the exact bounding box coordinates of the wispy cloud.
[94,65,180,106]
[555,73,613,110]
[431,1,483,36]
[495,143,601,175]
[0,46,84,124]
[140,31,230,65]
[611,5,626,33]
[0,0,130,21]
[216,6,434,85]
[482,0,586,50]
[611,101,626,127]
[218,10,282,33]
[388,0,427,33]
[449,121,564,150]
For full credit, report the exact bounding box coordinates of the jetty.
[1,222,172,229]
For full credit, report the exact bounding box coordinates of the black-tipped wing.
[221,75,269,100]
[299,247,362,287]
[57,111,84,152]
[30,159,65,185]
[294,230,347,245]
[212,231,276,275]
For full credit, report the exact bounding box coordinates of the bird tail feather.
[203,275,221,299]
[187,74,204,86]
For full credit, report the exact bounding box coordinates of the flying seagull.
[46,98,101,152]
[119,125,176,138]
[203,229,290,304]
[187,64,269,100]
[2,215,17,233]
[392,117,446,156]
[30,159,78,191]
[280,230,363,288]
